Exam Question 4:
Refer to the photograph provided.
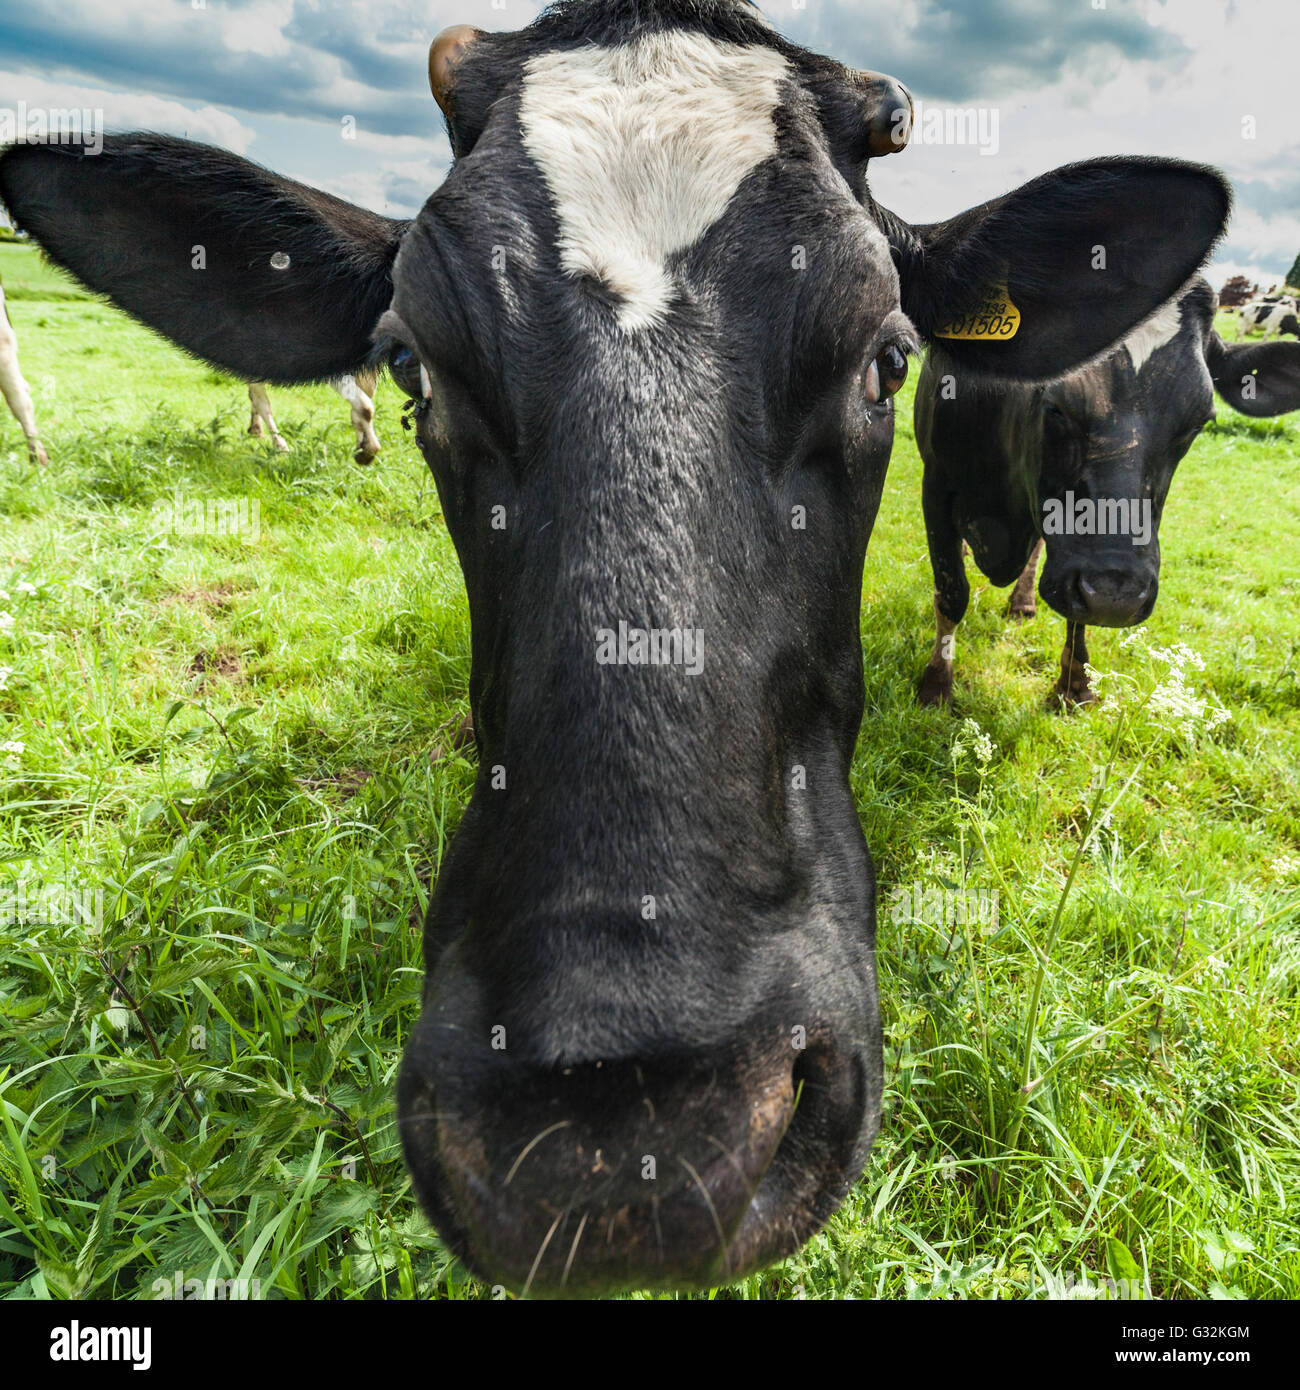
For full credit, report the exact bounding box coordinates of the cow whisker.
[678,1156,728,1266]
[560,1211,589,1288]
[504,1120,572,1186]
[521,1210,565,1298]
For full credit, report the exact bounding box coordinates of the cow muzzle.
[398,1019,875,1296]
[1041,562,1158,627]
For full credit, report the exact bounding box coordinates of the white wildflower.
[0,739,23,760]
[1270,854,1300,881]
[0,610,13,631]
[1148,641,1206,673]
[0,665,12,691]
[14,580,36,596]
[952,717,996,769]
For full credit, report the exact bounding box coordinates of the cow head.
[1035,277,1300,626]
[0,0,1232,1297]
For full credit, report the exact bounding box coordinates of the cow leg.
[919,478,969,707]
[920,600,961,707]
[332,372,380,465]
[0,298,48,466]
[1008,538,1043,620]
[1050,621,1096,707]
[247,383,290,452]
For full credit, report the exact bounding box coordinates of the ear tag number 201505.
[935,285,1021,340]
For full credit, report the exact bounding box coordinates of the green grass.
[2,240,1297,1300]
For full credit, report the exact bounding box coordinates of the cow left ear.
[890,157,1230,380]
[1206,333,1300,417]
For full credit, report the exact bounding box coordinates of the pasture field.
[1,238,1298,1301]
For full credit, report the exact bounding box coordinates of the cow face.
[0,0,1232,1299]
[388,5,916,1297]
[1037,278,1300,627]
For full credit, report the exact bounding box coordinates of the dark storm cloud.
[782,0,1187,102]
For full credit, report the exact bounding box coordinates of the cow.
[247,370,382,463]
[0,0,1233,1297]
[0,275,48,465]
[1235,295,1300,341]
[916,275,1300,708]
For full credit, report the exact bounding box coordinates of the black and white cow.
[0,275,47,465]
[1235,294,1300,341]
[247,371,381,463]
[0,0,1233,1296]
[916,276,1300,707]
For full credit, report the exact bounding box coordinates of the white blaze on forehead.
[1123,296,1184,372]
[519,32,789,331]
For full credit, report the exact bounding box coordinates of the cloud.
[0,0,469,138]
[0,70,256,151]
[776,0,1186,102]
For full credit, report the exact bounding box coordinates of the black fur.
[0,134,405,382]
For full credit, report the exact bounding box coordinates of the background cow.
[0,0,1232,1297]
[1235,294,1300,340]
[247,370,381,463]
[916,276,1300,707]
[0,275,47,465]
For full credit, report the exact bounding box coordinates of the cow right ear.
[892,157,1230,381]
[0,134,405,384]
[1206,333,1300,416]
[429,25,499,158]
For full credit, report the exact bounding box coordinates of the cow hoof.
[31,443,49,468]
[1048,682,1097,710]
[354,446,379,466]
[273,438,290,453]
[919,668,954,707]
[430,712,476,761]
[1008,603,1036,622]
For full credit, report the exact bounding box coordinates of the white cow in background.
[1235,294,1300,341]
[247,368,381,464]
[0,277,47,465]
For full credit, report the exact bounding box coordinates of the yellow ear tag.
[935,284,1021,340]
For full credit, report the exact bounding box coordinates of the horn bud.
[429,25,482,117]
[857,70,913,157]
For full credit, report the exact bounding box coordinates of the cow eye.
[865,343,909,404]
[388,345,425,400]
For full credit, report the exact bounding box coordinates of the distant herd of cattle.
[5,0,1300,1297]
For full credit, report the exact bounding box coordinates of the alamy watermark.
[151,1272,262,1300]
[0,102,104,156]
[1,878,104,932]
[153,491,261,542]
[595,620,704,676]
[891,100,1000,156]
[1043,492,1152,547]
[888,882,999,929]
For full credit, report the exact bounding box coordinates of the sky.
[1,0,1297,289]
